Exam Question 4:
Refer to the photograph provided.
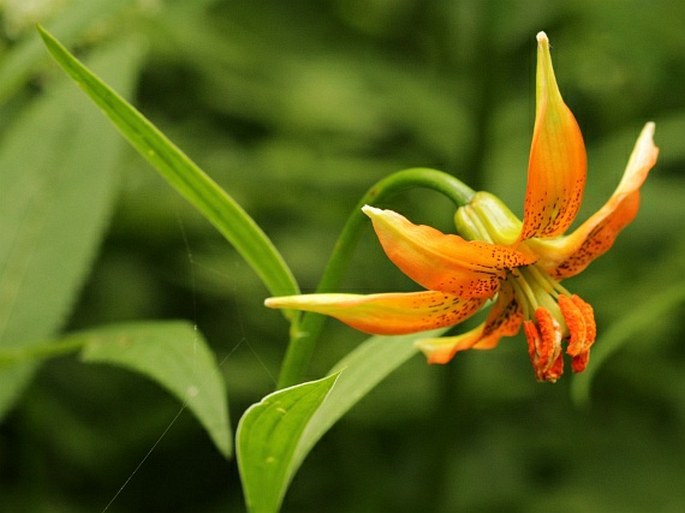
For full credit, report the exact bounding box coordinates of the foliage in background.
[1,1,685,512]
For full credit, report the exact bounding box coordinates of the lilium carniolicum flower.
[265,32,659,382]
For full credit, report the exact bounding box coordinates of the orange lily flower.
[265,32,659,382]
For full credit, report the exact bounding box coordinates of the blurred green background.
[1,0,684,512]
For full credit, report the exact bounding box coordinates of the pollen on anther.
[523,308,564,382]
[558,294,586,356]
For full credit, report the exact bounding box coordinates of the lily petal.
[264,291,486,335]
[415,283,523,363]
[363,206,535,298]
[521,32,587,240]
[414,325,486,364]
[530,122,658,279]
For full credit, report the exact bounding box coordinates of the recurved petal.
[265,291,486,335]
[521,32,587,240]
[415,283,523,364]
[531,122,658,279]
[363,206,535,298]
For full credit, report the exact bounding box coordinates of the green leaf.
[0,0,134,105]
[37,26,300,304]
[237,330,443,513]
[79,321,232,457]
[0,38,145,419]
[237,373,340,513]
[291,329,443,476]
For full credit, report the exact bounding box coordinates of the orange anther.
[524,308,563,382]
[541,353,564,383]
[570,294,596,346]
[558,294,586,356]
[571,352,590,373]
[559,294,595,373]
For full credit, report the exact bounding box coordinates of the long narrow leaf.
[0,0,134,105]
[37,26,300,303]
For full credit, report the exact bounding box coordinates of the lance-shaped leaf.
[0,0,135,105]
[237,373,340,513]
[0,37,144,419]
[237,329,444,513]
[80,321,231,457]
[291,330,442,471]
[37,25,300,305]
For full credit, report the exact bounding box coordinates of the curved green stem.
[277,168,475,388]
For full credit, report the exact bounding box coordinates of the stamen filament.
[508,269,538,319]
[527,265,569,297]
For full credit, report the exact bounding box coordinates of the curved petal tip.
[521,31,587,240]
